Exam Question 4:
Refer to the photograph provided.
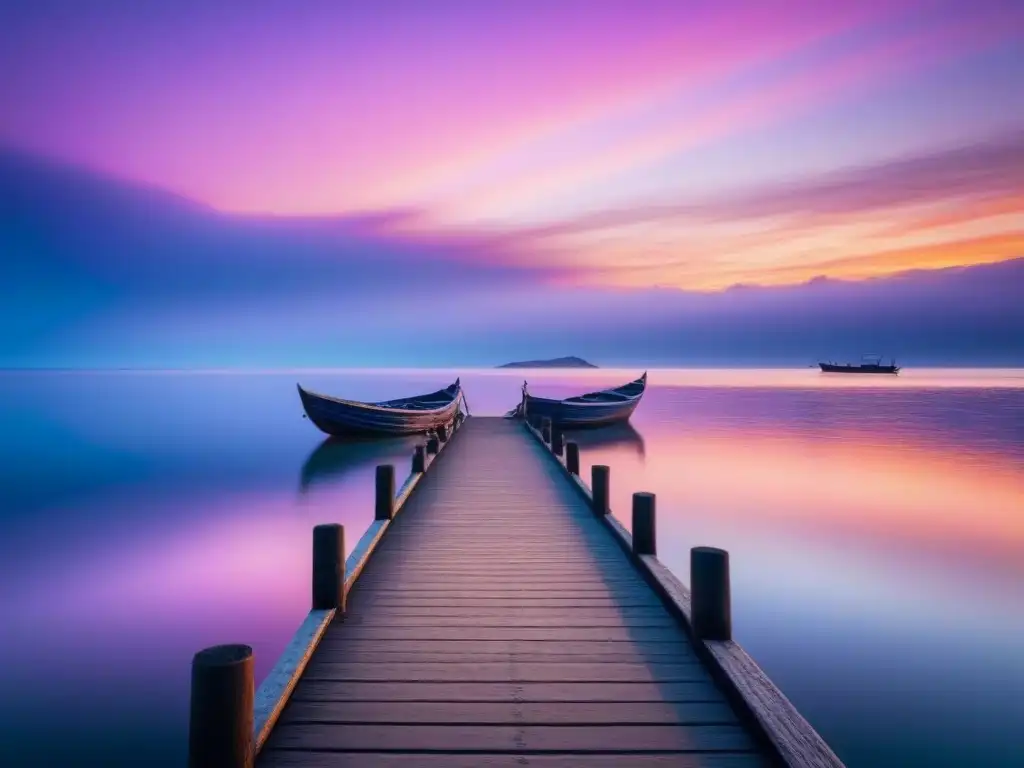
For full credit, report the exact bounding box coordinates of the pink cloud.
[1,0,951,216]
[440,4,1023,221]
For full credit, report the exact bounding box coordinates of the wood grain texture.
[264,723,756,752]
[310,639,696,659]
[278,700,738,725]
[261,753,772,767]
[300,661,710,684]
[257,417,777,767]
[707,641,845,768]
[289,680,726,703]
[252,609,334,752]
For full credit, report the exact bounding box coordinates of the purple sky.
[1,1,1022,365]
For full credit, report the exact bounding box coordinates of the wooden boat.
[507,373,647,428]
[819,354,900,375]
[297,379,465,437]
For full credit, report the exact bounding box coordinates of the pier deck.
[189,416,844,767]
[260,417,763,766]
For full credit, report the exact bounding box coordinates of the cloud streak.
[432,130,1024,288]
[2,148,1022,367]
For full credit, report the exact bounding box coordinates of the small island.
[497,356,598,369]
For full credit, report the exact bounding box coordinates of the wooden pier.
[188,416,845,768]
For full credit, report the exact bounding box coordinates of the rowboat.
[297,379,465,437]
[507,373,647,428]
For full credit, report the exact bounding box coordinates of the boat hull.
[819,363,899,375]
[298,382,462,437]
[512,373,647,428]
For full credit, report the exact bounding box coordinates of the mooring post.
[188,644,254,768]
[691,546,731,641]
[411,444,426,473]
[375,464,395,520]
[427,436,440,455]
[591,465,610,515]
[541,418,552,443]
[632,492,656,555]
[551,427,564,456]
[565,441,580,475]
[312,523,346,612]
[437,424,448,442]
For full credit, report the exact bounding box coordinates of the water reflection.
[1,369,1022,768]
[299,435,419,493]
[564,421,646,458]
[572,385,1024,768]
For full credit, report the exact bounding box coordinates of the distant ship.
[819,354,900,375]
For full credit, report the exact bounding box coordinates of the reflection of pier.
[299,435,419,493]
[190,416,843,768]
[564,421,646,458]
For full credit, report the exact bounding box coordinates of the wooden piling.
[375,464,395,521]
[691,546,731,641]
[437,424,448,442]
[541,418,552,443]
[591,464,610,515]
[312,523,346,612]
[551,427,564,455]
[632,492,656,555]
[427,436,440,454]
[188,644,254,768]
[411,445,426,473]
[565,441,580,475]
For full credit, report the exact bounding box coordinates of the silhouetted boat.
[297,379,465,437]
[819,355,900,375]
[507,373,647,428]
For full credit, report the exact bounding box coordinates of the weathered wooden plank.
[351,586,651,595]
[353,581,652,591]
[312,639,695,658]
[356,570,646,581]
[707,641,845,768]
[265,723,756,752]
[350,597,664,608]
[348,594,655,604]
[300,650,697,664]
[291,680,726,703]
[326,626,688,642]
[326,614,678,628]
[363,558,631,566]
[279,700,740,725]
[301,662,710,684]
[337,606,671,618]
[253,609,334,752]
[357,569,643,579]
[260,753,771,767]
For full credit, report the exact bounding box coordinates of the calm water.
[1,368,1022,767]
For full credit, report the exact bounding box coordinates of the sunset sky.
[1,0,1022,366]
